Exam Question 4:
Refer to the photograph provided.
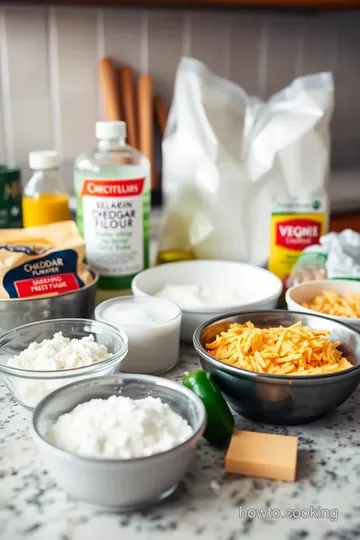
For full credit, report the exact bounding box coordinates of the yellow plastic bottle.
[22,151,70,227]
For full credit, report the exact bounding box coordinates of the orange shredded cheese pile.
[302,290,360,319]
[205,321,352,376]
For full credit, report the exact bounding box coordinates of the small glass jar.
[95,295,181,374]
[22,150,70,228]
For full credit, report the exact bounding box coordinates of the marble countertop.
[2,344,360,540]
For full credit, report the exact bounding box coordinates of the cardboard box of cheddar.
[0,221,93,300]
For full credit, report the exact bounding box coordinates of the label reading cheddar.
[81,178,145,278]
[0,221,93,299]
[268,199,328,287]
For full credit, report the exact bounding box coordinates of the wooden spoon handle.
[98,57,121,121]
[119,66,137,148]
[138,73,156,189]
[154,96,169,139]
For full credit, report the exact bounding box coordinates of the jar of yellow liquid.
[22,151,70,227]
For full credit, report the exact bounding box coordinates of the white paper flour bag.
[159,57,334,274]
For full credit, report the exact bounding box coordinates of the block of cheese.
[225,430,298,481]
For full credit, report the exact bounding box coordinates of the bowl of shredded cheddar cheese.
[193,310,360,425]
[286,279,360,331]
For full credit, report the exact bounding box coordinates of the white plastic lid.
[96,121,126,140]
[29,150,60,170]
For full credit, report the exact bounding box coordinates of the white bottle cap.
[96,121,126,140]
[29,150,60,170]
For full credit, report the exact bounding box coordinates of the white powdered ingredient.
[46,395,193,459]
[155,284,250,310]
[7,332,111,408]
[7,332,110,371]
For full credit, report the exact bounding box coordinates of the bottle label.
[268,197,328,286]
[81,178,145,277]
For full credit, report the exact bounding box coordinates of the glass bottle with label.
[74,121,150,291]
[22,151,70,228]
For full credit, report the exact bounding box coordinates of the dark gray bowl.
[193,310,360,425]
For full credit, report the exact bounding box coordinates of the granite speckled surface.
[1,343,360,540]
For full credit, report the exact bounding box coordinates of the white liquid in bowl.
[95,296,181,374]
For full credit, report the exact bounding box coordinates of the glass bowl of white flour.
[0,318,128,411]
[32,373,206,510]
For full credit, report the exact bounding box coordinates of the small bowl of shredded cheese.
[0,318,128,411]
[32,373,206,510]
[286,279,360,331]
[194,310,360,425]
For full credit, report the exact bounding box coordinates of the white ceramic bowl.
[286,279,360,331]
[132,260,282,342]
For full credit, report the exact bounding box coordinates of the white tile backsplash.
[102,8,143,74]
[4,6,52,163]
[264,13,305,97]
[148,10,184,100]
[300,13,338,76]
[0,4,360,198]
[331,12,360,168]
[54,8,98,161]
[229,12,267,97]
[190,11,231,79]
[0,10,9,163]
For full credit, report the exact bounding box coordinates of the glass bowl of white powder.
[0,318,128,411]
[32,373,206,510]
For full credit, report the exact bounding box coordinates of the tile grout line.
[224,13,232,81]
[140,9,149,73]
[258,14,268,99]
[182,11,192,57]
[331,14,339,74]
[294,14,306,77]
[48,6,62,156]
[0,7,14,165]
[96,8,105,120]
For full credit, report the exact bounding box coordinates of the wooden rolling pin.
[154,96,169,139]
[137,73,156,189]
[119,66,137,148]
[98,57,122,121]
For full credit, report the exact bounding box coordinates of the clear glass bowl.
[0,318,128,411]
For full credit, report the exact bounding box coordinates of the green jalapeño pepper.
[183,370,234,445]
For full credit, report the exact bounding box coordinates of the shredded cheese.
[302,289,360,319]
[205,321,352,376]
